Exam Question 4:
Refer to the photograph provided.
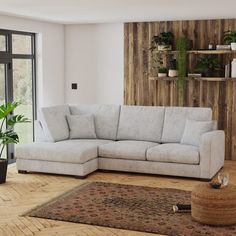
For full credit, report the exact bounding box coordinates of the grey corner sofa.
[16,104,225,179]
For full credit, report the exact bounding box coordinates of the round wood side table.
[191,183,236,226]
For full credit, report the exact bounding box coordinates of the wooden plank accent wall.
[124,19,236,160]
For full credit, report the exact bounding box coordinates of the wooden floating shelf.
[149,76,236,82]
[152,49,236,55]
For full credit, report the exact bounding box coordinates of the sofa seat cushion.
[99,140,158,161]
[146,143,199,165]
[16,139,113,164]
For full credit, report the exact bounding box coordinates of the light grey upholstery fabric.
[16,158,98,177]
[117,106,165,142]
[40,105,70,142]
[16,139,113,164]
[199,130,225,178]
[161,107,212,143]
[70,104,120,140]
[67,114,97,139]
[99,158,200,178]
[181,119,213,146]
[99,140,158,161]
[147,143,199,165]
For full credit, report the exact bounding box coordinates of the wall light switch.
[72,83,77,90]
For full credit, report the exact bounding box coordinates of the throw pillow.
[181,119,213,146]
[66,114,97,139]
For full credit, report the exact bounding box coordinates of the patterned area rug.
[25,182,236,236]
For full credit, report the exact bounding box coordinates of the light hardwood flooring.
[1,161,236,236]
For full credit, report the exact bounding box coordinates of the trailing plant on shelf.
[223,31,236,50]
[0,102,30,184]
[195,56,221,77]
[177,36,188,106]
[151,32,174,51]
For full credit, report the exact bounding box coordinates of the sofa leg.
[74,175,87,179]
[18,170,28,174]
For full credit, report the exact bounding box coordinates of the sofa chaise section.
[17,139,113,176]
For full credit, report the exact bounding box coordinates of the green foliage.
[177,36,188,106]
[151,32,174,48]
[0,102,20,119]
[223,31,236,44]
[195,56,221,77]
[169,59,177,70]
[158,67,168,73]
[0,102,30,158]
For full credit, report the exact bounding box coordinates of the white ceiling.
[0,0,236,24]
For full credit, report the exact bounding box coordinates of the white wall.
[65,24,97,104]
[0,14,65,108]
[95,24,124,104]
[65,23,124,105]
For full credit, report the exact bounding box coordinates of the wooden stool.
[191,183,236,226]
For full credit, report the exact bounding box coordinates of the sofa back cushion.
[40,105,70,142]
[117,106,165,142]
[161,107,212,143]
[69,104,120,140]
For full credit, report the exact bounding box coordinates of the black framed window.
[0,29,36,163]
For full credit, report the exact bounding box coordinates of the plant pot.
[158,73,167,78]
[231,43,236,51]
[168,69,178,77]
[157,45,172,51]
[0,159,8,184]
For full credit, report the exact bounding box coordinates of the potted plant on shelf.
[0,102,30,184]
[168,59,178,77]
[157,55,167,77]
[195,56,221,77]
[152,32,174,51]
[224,31,236,50]
[158,67,168,77]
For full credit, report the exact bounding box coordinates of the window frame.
[0,29,36,162]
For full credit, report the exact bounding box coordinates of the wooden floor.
[1,161,236,236]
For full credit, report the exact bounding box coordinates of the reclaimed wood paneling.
[124,19,236,160]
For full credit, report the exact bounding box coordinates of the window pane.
[0,64,5,104]
[0,64,7,159]
[0,35,6,51]
[13,59,33,145]
[12,34,32,54]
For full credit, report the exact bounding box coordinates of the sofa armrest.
[199,130,225,179]
[34,120,52,142]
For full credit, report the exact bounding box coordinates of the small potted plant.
[195,56,221,77]
[0,102,30,184]
[152,32,174,51]
[158,67,168,77]
[168,59,178,77]
[224,31,236,50]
